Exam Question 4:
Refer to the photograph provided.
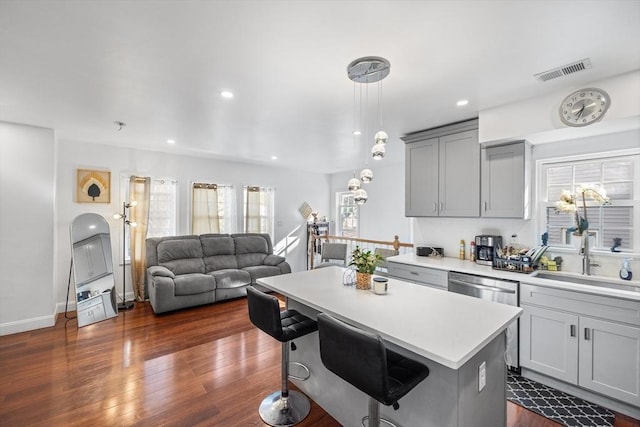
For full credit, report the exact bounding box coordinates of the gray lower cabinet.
[520,304,579,384]
[480,141,531,219]
[387,261,447,290]
[403,120,480,217]
[579,316,640,405]
[520,283,640,408]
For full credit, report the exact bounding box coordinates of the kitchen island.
[257,266,522,427]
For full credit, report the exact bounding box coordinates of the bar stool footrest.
[288,361,311,381]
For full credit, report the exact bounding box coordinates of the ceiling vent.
[534,58,592,82]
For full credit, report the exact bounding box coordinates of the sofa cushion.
[173,273,216,296]
[148,265,175,279]
[263,254,286,266]
[234,235,269,268]
[158,239,205,275]
[243,265,284,284]
[200,235,235,256]
[204,254,238,272]
[209,269,251,290]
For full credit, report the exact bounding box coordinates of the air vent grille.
[534,58,592,82]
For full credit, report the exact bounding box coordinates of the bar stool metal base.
[258,390,311,427]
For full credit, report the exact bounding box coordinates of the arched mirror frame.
[70,213,118,327]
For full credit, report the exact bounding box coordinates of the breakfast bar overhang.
[257,266,522,427]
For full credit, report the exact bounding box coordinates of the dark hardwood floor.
[0,297,638,427]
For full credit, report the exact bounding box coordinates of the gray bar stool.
[247,286,318,427]
[317,313,430,427]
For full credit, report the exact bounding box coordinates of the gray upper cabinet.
[480,141,531,219]
[403,120,480,217]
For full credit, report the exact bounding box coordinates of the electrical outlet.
[478,361,487,392]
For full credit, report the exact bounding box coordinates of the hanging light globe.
[347,177,361,191]
[354,188,368,205]
[360,168,373,183]
[374,130,388,144]
[371,143,386,160]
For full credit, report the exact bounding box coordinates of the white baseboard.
[0,312,56,336]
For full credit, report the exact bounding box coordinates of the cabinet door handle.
[439,202,443,212]
[584,328,590,340]
[570,325,576,337]
[410,271,419,276]
[432,202,437,213]
[484,201,487,212]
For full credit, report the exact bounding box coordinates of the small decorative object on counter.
[349,246,383,290]
[469,241,476,262]
[620,257,633,281]
[459,240,465,260]
[541,232,549,246]
[372,277,388,295]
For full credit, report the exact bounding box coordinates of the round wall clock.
[559,87,610,127]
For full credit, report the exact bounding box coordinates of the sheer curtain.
[244,186,274,238]
[129,176,150,301]
[192,183,236,234]
[192,183,220,234]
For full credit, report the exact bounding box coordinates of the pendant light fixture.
[346,56,391,204]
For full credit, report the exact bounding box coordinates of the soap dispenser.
[620,257,633,281]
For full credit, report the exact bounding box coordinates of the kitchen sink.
[534,272,640,293]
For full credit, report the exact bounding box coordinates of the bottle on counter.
[470,241,476,262]
[459,239,465,260]
[620,257,633,281]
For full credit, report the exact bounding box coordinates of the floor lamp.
[114,201,137,311]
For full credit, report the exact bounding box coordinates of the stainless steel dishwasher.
[448,271,520,370]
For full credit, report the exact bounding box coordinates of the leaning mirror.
[70,213,118,327]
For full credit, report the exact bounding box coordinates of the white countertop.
[387,253,640,301]
[257,266,522,370]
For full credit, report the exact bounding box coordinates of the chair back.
[247,286,284,341]
[317,313,388,403]
[320,243,348,264]
[374,247,399,269]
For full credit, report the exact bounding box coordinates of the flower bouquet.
[555,184,610,237]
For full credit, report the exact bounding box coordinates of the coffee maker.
[474,235,503,266]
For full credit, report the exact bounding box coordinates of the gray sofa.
[146,233,291,314]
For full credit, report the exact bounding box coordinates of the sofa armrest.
[148,265,175,279]
[263,255,286,266]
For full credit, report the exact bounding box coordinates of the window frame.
[242,185,275,241]
[190,182,236,235]
[336,191,359,238]
[535,148,639,255]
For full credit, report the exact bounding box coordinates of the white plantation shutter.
[541,154,638,251]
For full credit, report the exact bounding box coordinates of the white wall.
[329,161,411,244]
[55,140,331,309]
[0,122,56,335]
[479,70,640,145]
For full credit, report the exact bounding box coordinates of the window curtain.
[244,186,274,237]
[192,183,220,234]
[245,186,261,233]
[129,176,150,301]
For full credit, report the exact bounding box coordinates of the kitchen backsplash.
[412,217,639,281]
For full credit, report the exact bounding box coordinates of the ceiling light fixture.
[167,139,176,144]
[271,156,278,160]
[114,121,126,131]
[456,99,469,107]
[346,56,391,204]
[221,91,234,98]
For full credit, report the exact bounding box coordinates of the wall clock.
[559,87,610,127]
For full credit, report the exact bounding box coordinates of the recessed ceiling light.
[221,91,234,99]
[456,99,469,107]
[353,130,361,135]
[167,139,176,144]
[271,156,278,160]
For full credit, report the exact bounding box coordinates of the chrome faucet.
[580,230,599,275]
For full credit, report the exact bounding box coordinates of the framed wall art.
[76,169,111,203]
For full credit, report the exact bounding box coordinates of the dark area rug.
[507,371,614,427]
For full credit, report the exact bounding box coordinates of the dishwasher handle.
[448,278,516,294]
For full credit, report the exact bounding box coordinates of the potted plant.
[349,246,383,290]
